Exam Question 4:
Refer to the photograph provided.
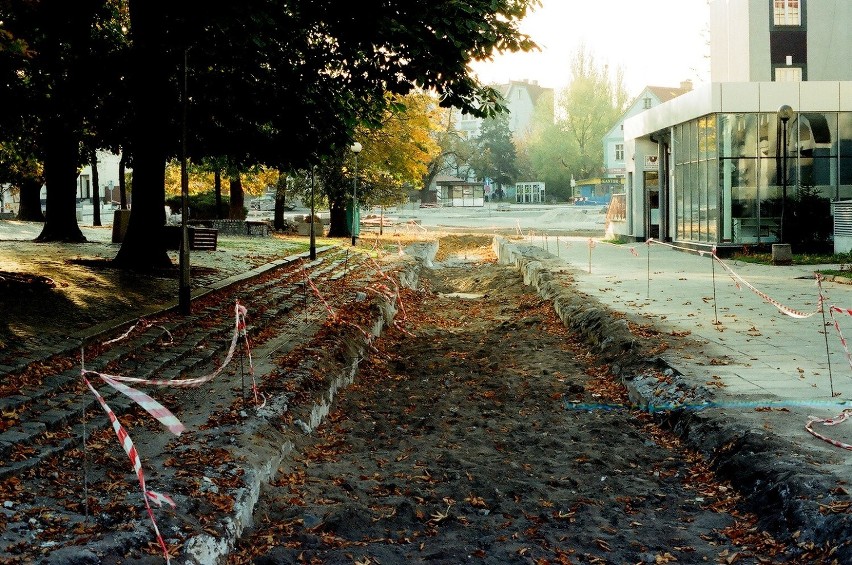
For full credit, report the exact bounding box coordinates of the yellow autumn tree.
[355,91,441,207]
[163,161,278,198]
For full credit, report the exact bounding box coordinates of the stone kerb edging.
[181,258,423,565]
[492,236,852,561]
[492,237,637,364]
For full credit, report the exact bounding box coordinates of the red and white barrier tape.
[302,262,337,319]
[83,370,186,435]
[103,319,173,346]
[369,259,417,337]
[236,302,264,407]
[712,255,820,319]
[83,375,175,564]
[645,240,818,318]
[105,301,255,389]
[829,306,852,373]
[80,300,265,562]
[806,409,852,450]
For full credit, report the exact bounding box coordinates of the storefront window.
[674,111,849,245]
[707,159,719,242]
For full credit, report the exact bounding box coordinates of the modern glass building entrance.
[671,111,852,244]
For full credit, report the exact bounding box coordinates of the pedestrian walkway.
[543,237,850,403]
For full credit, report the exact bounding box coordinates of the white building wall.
[710,0,755,82]
[808,1,852,81]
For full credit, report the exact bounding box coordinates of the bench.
[164,225,218,251]
[191,227,218,250]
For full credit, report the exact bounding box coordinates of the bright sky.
[470,0,711,97]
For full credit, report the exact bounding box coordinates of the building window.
[774,0,800,26]
[774,66,803,81]
[643,97,652,109]
[615,144,624,161]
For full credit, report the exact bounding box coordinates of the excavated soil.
[232,236,809,564]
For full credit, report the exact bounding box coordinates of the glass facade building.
[671,111,852,244]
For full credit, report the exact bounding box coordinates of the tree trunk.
[91,149,101,226]
[214,168,223,218]
[35,121,86,242]
[118,154,128,209]
[229,173,244,219]
[273,172,285,230]
[17,177,45,222]
[113,0,172,270]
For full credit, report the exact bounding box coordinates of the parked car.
[250,196,275,211]
[250,196,297,211]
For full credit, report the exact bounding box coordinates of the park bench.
[190,227,218,250]
[164,225,218,251]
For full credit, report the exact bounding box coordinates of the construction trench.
[5,235,848,564]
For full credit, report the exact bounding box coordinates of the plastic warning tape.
[83,375,175,564]
[83,370,186,435]
[645,239,819,318]
[103,319,173,346]
[805,409,852,451]
[107,301,249,388]
[829,306,852,373]
[712,255,820,319]
[236,302,263,407]
[647,238,715,256]
[302,261,337,319]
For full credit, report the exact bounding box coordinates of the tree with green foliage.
[555,44,629,180]
[422,108,479,200]
[516,90,575,201]
[113,0,538,268]
[472,112,518,194]
[0,0,129,241]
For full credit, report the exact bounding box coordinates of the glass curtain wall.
[673,115,717,242]
[673,112,851,245]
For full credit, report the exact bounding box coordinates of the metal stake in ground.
[588,238,594,274]
[711,248,719,325]
[303,268,309,323]
[237,333,246,408]
[556,236,560,258]
[646,240,651,299]
[80,346,89,522]
[818,275,836,397]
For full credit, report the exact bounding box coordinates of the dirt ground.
[231,235,808,565]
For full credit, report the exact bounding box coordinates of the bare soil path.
[234,237,806,564]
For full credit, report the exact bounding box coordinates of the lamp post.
[350,142,362,246]
[777,104,794,244]
[179,47,191,315]
[309,167,317,260]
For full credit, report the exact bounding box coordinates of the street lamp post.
[179,47,191,315]
[309,167,317,260]
[778,104,794,244]
[350,142,362,246]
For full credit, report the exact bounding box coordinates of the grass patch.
[731,249,852,279]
